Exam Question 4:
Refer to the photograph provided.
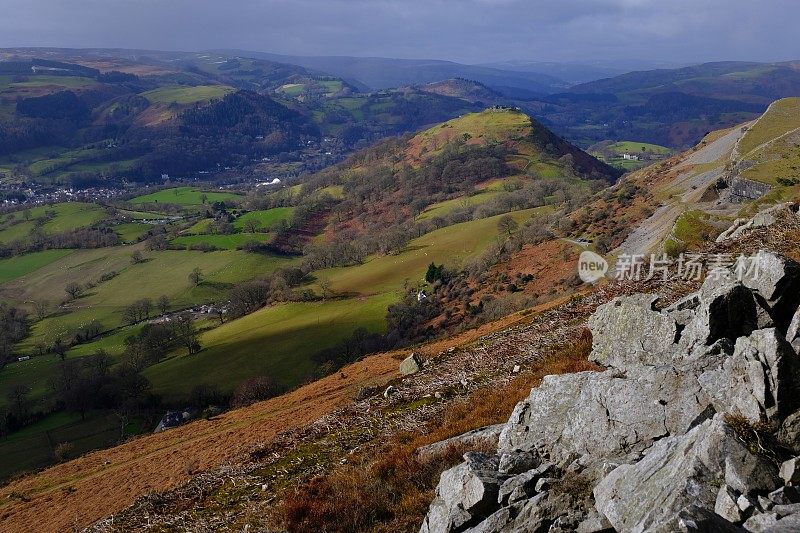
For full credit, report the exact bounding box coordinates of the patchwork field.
[113,222,152,242]
[143,208,541,401]
[129,187,241,206]
[0,202,107,243]
[5,247,295,352]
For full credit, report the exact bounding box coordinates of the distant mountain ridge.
[569,60,800,104]
[418,78,503,103]
[214,49,569,97]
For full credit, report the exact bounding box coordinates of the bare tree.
[173,312,201,354]
[157,295,170,315]
[7,383,30,420]
[52,337,67,360]
[65,282,82,300]
[497,215,519,237]
[242,218,261,233]
[318,277,333,300]
[131,250,144,264]
[189,268,203,286]
[231,376,281,407]
[33,299,50,320]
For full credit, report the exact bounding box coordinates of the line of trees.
[0,304,28,369]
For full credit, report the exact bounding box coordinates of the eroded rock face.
[498,365,713,464]
[419,250,800,533]
[587,294,677,368]
[420,453,506,533]
[678,276,759,352]
[698,328,800,422]
[594,416,777,532]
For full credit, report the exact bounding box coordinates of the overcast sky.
[1,0,797,65]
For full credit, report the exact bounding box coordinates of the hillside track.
[618,124,747,257]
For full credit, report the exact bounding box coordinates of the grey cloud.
[0,0,797,64]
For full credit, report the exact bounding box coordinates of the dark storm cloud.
[1,0,797,64]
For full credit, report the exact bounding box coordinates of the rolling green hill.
[735,97,800,188]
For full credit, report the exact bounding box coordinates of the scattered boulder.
[400,353,423,375]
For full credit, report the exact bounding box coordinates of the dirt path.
[617,125,747,257]
[680,124,747,167]
[617,203,685,257]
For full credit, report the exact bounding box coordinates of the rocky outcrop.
[728,176,773,203]
[420,249,800,532]
[717,203,800,243]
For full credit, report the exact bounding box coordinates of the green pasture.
[129,187,241,206]
[145,293,393,402]
[738,98,800,156]
[171,233,272,250]
[233,207,295,230]
[0,249,73,284]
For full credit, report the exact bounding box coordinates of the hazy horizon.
[1,0,798,66]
